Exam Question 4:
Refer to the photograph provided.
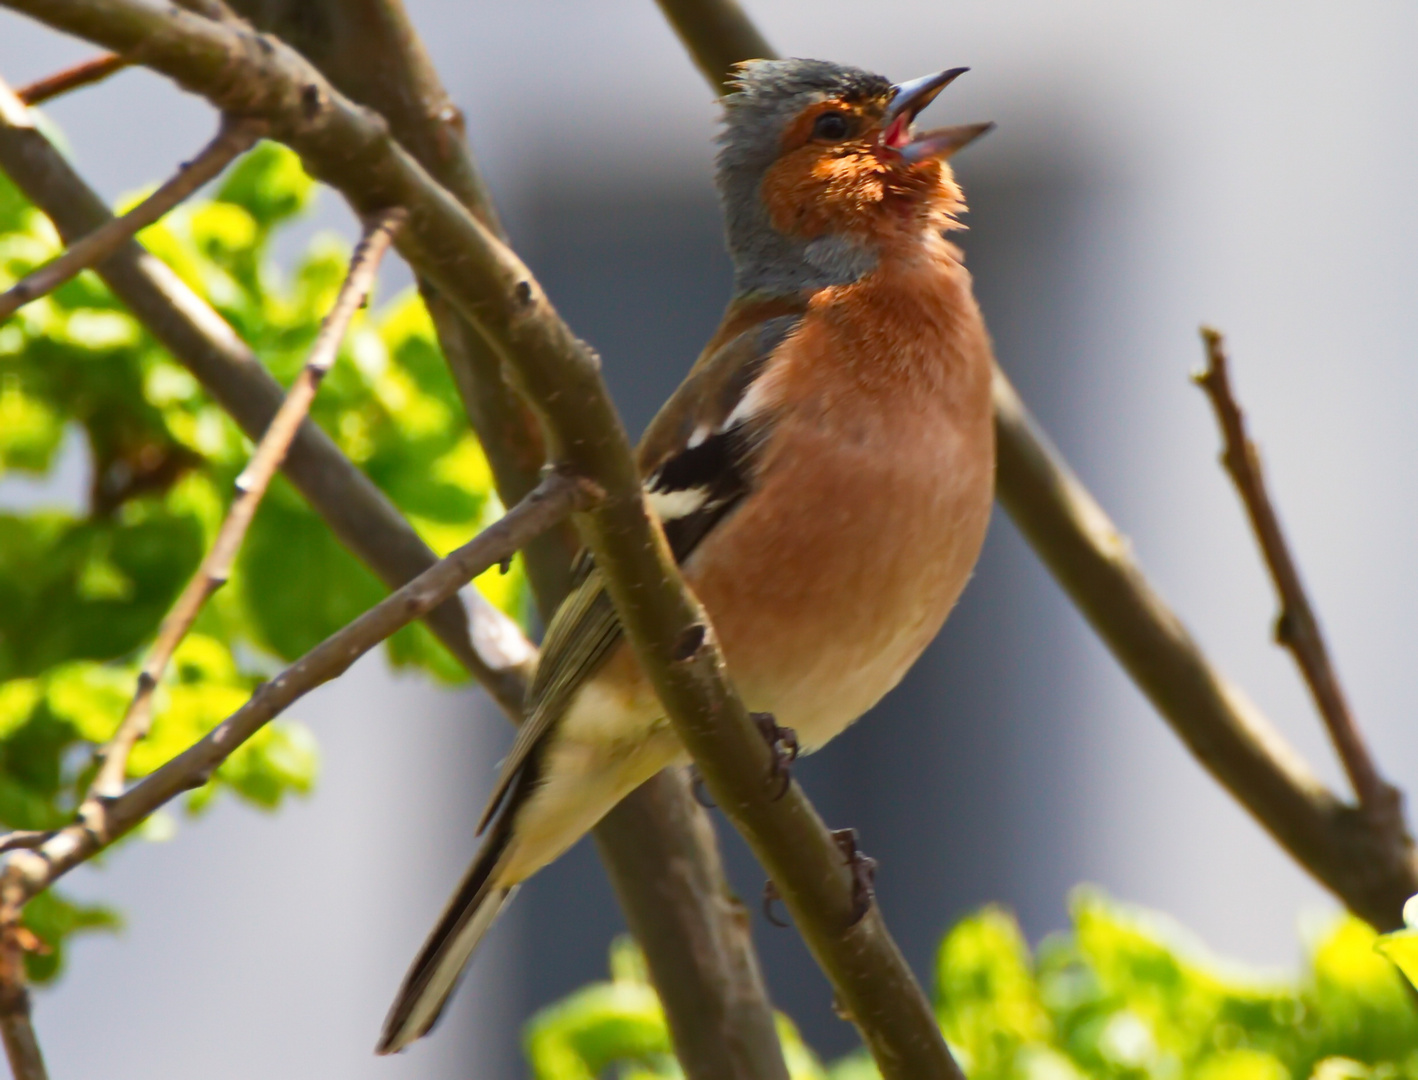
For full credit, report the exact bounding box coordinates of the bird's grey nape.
[716,59,890,297]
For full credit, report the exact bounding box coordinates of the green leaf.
[20,888,121,984]
[936,904,1052,1078]
[236,482,386,660]
[1309,916,1418,1063]
[214,141,315,231]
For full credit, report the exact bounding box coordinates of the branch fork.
[1196,326,1409,846]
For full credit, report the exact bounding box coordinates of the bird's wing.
[474,309,804,834]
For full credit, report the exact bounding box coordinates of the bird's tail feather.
[376,833,519,1055]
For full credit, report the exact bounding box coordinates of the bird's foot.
[751,711,799,800]
[762,879,790,928]
[832,828,877,926]
[688,765,716,809]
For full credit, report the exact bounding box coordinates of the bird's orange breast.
[686,237,996,746]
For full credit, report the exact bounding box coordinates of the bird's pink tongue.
[883,113,912,149]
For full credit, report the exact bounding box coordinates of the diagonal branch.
[1196,328,1404,827]
[0,114,262,320]
[15,51,126,105]
[0,4,963,1075]
[0,76,532,717]
[0,469,593,906]
[654,0,772,93]
[651,0,1418,933]
[88,208,405,800]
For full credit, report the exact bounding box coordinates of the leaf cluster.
[525,890,1418,1080]
[0,138,518,979]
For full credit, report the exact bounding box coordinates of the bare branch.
[0,115,262,320]
[0,837,47,857]
[0,877,44,1080]
[653,0,774,94]
[1196,327,1405,827]
[598,768,784,1079]
[0,989,44,1080]
[0,77,532,717]
[88,209,405,800]
[15,52,126,105]
[1,470,593,904]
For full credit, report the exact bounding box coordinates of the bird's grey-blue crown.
[716,59,892,297]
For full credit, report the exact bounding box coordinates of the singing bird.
[378,57,997,1053]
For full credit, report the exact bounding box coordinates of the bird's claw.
[751,711,798,800]
[832,828,877,926]
[762,879,789,928]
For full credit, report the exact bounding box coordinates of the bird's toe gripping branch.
[832,828,878,926]
[762,828,878,929]
[751,711,799,800]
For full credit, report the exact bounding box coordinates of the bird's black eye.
[812,111,851,141]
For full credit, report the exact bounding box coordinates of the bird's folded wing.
[474,307,804,834]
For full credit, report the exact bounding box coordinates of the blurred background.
[3,1,1418,1076]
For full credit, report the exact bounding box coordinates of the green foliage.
[523,936,837,1080]
[527,892,1418,1080]
[19,889,120,984]
[0,139,518,980]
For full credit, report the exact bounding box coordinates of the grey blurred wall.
[3,0,1418,1076]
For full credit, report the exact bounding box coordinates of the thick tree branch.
[654,0,773,94]
[0,470,592,906]
[88,209,404,800]
[0,77,531,717]
[221,5,789,1078]
[15,51,126,105]
[651,0,1418,934]
[0,114,263,320]
[0,5,962,1074]
[597,769,784,1080]
[1196,328,1406,829]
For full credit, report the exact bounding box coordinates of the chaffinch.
[379,57,996,1054]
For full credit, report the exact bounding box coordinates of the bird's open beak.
[882,67,994,163]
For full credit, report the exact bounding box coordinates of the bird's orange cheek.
[759,147,887,240]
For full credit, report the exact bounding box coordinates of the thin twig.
[87,208,405,800]
[0,114,263,321]
[0,76,533,717]
[15,52,127,106]
[0,469,594,904]
[1195,327,1402,822]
